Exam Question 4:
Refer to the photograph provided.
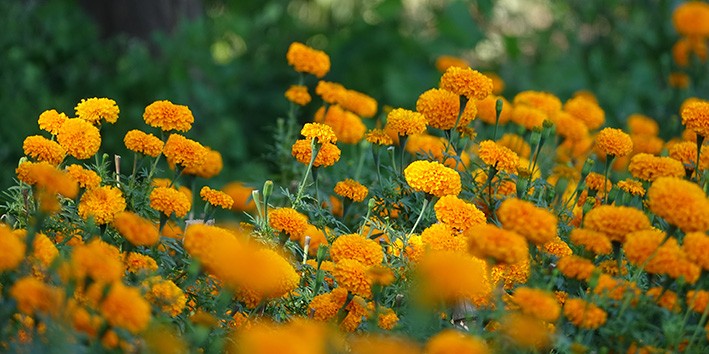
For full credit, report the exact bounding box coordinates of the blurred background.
[0,0,703,190]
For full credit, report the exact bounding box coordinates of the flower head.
[125,252,158,273]
[143,277,187,317]
[150,186,191,218]
[595,128,633,157]
[476,95,511,125]
[435,55,469,72]
[0,225,25,272]
[386,108,428,136]
[300,122,337,144]
[124,130,163,157]
[553,111,589,142]
[617,179,645,197]
[497,133,531,158]
[415,251,491,305]
[184,147,223,178]
[404,160,461,197]
[163,134,208,171]
[627,113,659,135]
[143,100,194,132]
[583,205,651,243]
[425,329,490,354]
[512,287,561,322]
[434,195,486,232]
[57,118,101,159]
[339,89,378,118]
[477,140,520,173]
[497,198,557,245]
[569,228,612,255]
[78,186,126,224]
[66,164,101,190]
[557,255,595,281]
[563,298,607,329]
[647,177,709,232]
[683,232,709,271]
[681,100,709,137]
[563,96,605,130]
[71,239,124,283]
[22,135,66,165]
[440,66,493,100]
[100,282,151,333]
[10,277,63,316]
[38,109,67,135]
[514,90,562,117]
[291,139,341,167]
[286,42,330,78]
[269,207,309,241]
[416,88,465,130]
[511,105,546,130]
[223,182,256,212]
[672,1,709,38]
[500,313,552,350]
[334,179,368,202]
[113,211,160,246]
[365,129,394,146]
[285,85,312,106]
[628,153,685,182]
[330,234,383,266]
[200,186,234,209]
[75,97,119,124]
[466,224,528,265]
[333,259,373,298]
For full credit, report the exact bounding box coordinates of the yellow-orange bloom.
[365,129,394,146]
[416,88,466,130]
[200,186,234,209]
[434,195,486,232]
[617,179,645,197]
[223,182,256,212]
[563,298,607,329]
[286,42,330,78]
[112,211,160,246]
[497,133,531,158]
[285,85,312,106]
[563,96,605,130]
[415,251,491,305]
[647,177,709,232]
[269,207,309,241]
[553,111,589,142]
[583,205,651,243]
[124,130,163,157]
[497,198,557,245]
[557,255,595,281]
[440,66,493,100]
[500,313,552,350]
[301,122,337,144]
[163,134,208,171]
[681,100,709,137]
[150,186,192,218]
[334,179,368,202]
[71,239,124,283]
[512,287,561,322]
[569,228,612,255]
[425,329,490,354]
[10,276,63,316]
[333,259,373,298]
[627,113,659,136]
[143,100,194,132]
[595,128,633,157]
[476,95,512,125]
[386,108,427,136]
[291,139,341,167]
[57,118,101,160]
[404,160,461,197]
[75,97,119,124]
[143,277,187,317]
[0,225,25,272]
[38,109,67,135]
[510,105,546,130]
[78,186,126,224]
[65,164,101,190]
[330,234,384,266]
[672,1,709,38]
[435,55,469,72]
[23,135,66,165]
[316,105,366,144]
[628,153,685,182]
[477,140,520,173]
[683,232,709,270]
[466,224,528,265]
[100,282,151,334]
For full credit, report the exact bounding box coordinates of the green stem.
[293,140,320,208]
[407,198,429,238]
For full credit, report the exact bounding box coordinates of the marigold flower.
[124,130,163,157]
[553,111,589,142]
[672,1,709,38]
[404,160,461,197]
[425,329,490,354]
[434,195,486,232]
[476,95,511,125]
[200,186,234,209]
[628,153,685,182]
[333,259,373,298]
[477,140,520,173]
[301,122,337,144]
[512,287,561,322]
[334,179,368,202]
[143,277,187,317]
[112,211,160,246]
[617,179,645,196]
[386,108,427,136]
[557,255,595,281]
[365,129,394,145]
[687,290,709,314]
[563,96,605,130]
[500,313,552,350]
[564,298,607,329]
[16,161,78,198]
[10,276,63,316]
[497,198,557,245]
[285,85,312,106]
[309,287,348,321]
[65,164,101,190]
[593,274,638,301]
[490,257,530,289]
[569,228,612,255]
[0,226,25,272]
[38,109,67,135]
[222,182,256,212]
[497,133,531,158]
[22,135,66,165]
[416,88,466,130]
[150,186,191,218]
[57,118,101,159]
[673,37,708,67]
[511,105,546,130]
[75,97,119,124]
[330,234,384,266]
[125,252,159,273]
[669,72,691,88]
[71,239,124,283]
[269,207,309,241]
[669,140,709,171]
[647,177,709,232]
[421,223,467,253]
[100,282,151,333]
[681,100,709,137]
[542,236,573,257]
[583,205,652,243]
[340,89,378,118]
[406,134,470,169]
[466,224,528,265]
[595,128,633,157]
[286,42,330,78]
[435,55,469,72]
[683,232,709,270]
[78,185,126,224]
[143,100,194,132]
[416,251,491,305]
[627,113,659,135]
[315,80,346,104]
[163,134,208,171]
[647,287,680,311]
[291,139,341,167]
[440,66,493,100]
[376,307,399,330]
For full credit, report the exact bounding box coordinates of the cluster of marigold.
[670,1,709,88]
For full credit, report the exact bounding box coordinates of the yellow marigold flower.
[124,130,163,157]
[334,179,368,202]
[393,235,424,263]
[672,1,709,38]
[497,133,531,159]
[330,234,384,266]
[285,85,312,106]
[477,140,520,173]
[491,257,530,290]
[185,146,223,178]
[626,233,701,283]
[340,89,378,118]
[553,111,589,142]
[440,66,493,100]
[150,186,191,218]
[557,255,595,281]
[416,251,491,305]
[0,225,25,272]
[406,134,471,169]
[497,198,557,245]
[425,329,490,354]
[71,239,124,283]
[434,195,486,232]
[563,298,607,329]
[78,185,126,224]
[514,90,562,116]
[512,287,560,322]
[386,108,427,136]
[421,223,467,253]
[500,313,552,350]
[10,276,63,316]
[38,109,67,135]
[152,178,192,202]
[112,211,160,246]
[627,113,659,135]
[617,179,645,196]
[57,118,101,159]
[595,128,633,157]
[303,224,329,256]
[683,232,709,270]
[365,129,393,145]
[592,274,638,301]
[376,307,399,330]
[315,80,346,104]
[542,236,573,258]
[367,264,395,286]
[317,105,366,144]
[669,140,709,171]
[476,95,511,125]
[647,287,680,312]
[291,139,341,167]
[309,287,348,321]
[22,135,66,165]
[286,41,330,78]
[466,223,527,265]
[416,88,464,130]
[16,161,78,198]
[687,290,709,314]
[669,72,691,89]
[75,97,119,124]
[333,259,373,298]
[435,55,469,72]
[349,335,419,354]
[681,100,709,137]
[143,277,187,317]
[65,164,101,189]
[143,100,194,132]
[583,172,612,197]
[673,37,708,67]
[163,134,207,171]
[569,228,612,255]
[404,160,461,197]
[628,153,685,182]
[269,207,309,240]
[583,205,651,243]
[200,186,234,209]
[563,96,605,130]
[100,282,151,333]
[301,122,337,144]
[223,182,256,212]
[647,177,709,232]
[510,105,546,130]
[124,252,158,273]
[28,232,58,267]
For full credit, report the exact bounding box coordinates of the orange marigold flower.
[200,186,234,209]
[386,108,427,136]
[542,236,573,257]
[404,160,461,197]
[150,186,191,218]
[595,128,633,157]
[185,146,223,178]
[425,329,490,354]
[617,179,645,196]
[376,307,399,330]
[672,1,709,38]
[78,186,126,224]
[627,113,659,136]
[340,89,378,118]
[75,97,119,124]
[687,290,709,314]
[269,207,309,241]
[38,109,67,135]
[553,111,589,142]
[0,225,25,272]
[512,287,561,322]
[647,287,680,312]
[286,42,330,78]
[476,95,512,125]
[647,177,709,232]
[421,223,467,253]
[291,139,341,167]
[628,153,685,182]
[23,135,66,165]
[557,255,595,281]
[440,66,493,100]
[57,118,101,159]
[334,179,368,202]
[497,198,557,245]
[563,298,607,329]
[623,229,667,267]
[100,282,151,333]
[672,37,708,67]
[333,259,373,298]
[71,239,124,283]
[10,276,63,316]
[124,252,158,273]
[563,96,605,130]
[316,105,366,144]
[683,232,709,270]
[514,90,562,117]
[143,100,194,132]
[331,234,384,266]
[124,130,163,157]
[416,88,464,130]
[434,195,486,232]
[583,205,652,243]
[223,182,256,212]
[315,80,346,104]
[500,313,552,350]
[66,164,101,190]
[477,140,520,173]
[491,257,530,290]
[593,274,637,301]
[569,228,612,255]
[163,134,208,171]
[681,100,709,137]
[365,129,394,145]
[416,251,491,305]
[112,211,160,246]
[497,133,531,158]
[510,105,546,130]
[466,223,527,265]
[669,72,691,89]
[584,171,612,196]
[143,277,187,317]
[301,122,337,144]
[285,85,312,106]
[16,161,78,198]
[669,140,709,171]
[435,55,469,72]
[309,287,348,321]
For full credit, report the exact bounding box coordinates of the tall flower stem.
[293,140,319,207]
[695,134,705,184]
[603,155,615,204]
[407,198,429,238]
